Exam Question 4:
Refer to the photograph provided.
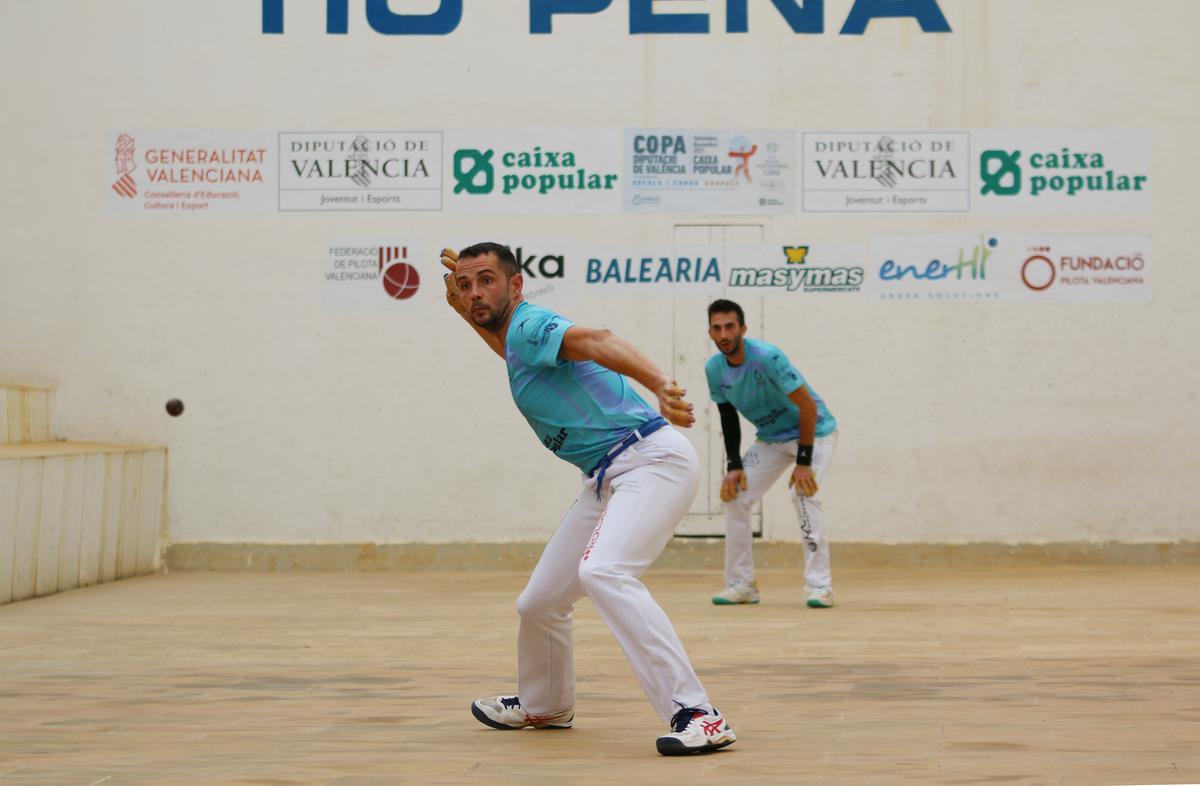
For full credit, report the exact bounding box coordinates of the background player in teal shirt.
[442,243,737,756]
[705,299,840,608]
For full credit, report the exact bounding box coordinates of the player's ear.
[509,272,524,296]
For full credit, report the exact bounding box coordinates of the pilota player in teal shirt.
[504,299,661,474]
[705,299,840,608]
[443,243,737,756]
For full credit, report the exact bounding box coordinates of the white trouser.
[724,432,837,590]
[516,426,709,723]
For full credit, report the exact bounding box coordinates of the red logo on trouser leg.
[581,510,607,561]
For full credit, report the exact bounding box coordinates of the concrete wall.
[2,0,1196,548]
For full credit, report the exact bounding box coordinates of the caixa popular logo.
[453,147,618,198]
[261,0,951,36]
[980,148,1149,199]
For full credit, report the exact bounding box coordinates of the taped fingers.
[441,250,466,315]
[657,381,695,428]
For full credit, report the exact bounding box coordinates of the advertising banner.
[624,130,794,214]
[1002,235,1152,303]
[105,131,275,214]
[280,132,443,212]
[445,130,622,213]
[323,241,434,310]
[725,243,868,295]
[865,234,1005,301]
[801,131,970,213]
[974,129,1150,214]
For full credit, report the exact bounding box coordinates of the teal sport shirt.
[705,338,836,442]
[505,301,660,473]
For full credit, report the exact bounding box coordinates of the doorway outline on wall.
[670,220,769,539]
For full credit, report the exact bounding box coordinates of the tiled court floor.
[1,567,1198,785]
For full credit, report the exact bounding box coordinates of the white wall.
[2,0,1196,544]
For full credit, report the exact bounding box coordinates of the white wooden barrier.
[1,385,166,605]
[0,385,52,444]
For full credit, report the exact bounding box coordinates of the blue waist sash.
[587,416,669,499]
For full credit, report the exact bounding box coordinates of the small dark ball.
[166,399,185,417]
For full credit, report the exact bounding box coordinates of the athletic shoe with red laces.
[655,706,737,755]
[471,695,574,730]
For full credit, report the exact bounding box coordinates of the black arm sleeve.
[718,402,743,471]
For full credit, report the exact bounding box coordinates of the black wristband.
[796,444,813,467]
[727,458,743,473]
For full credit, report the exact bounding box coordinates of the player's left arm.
[560,326,695,428]
[786,385,819,497]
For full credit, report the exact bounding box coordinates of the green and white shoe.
[711,581,760,605]
[806,585,834,608]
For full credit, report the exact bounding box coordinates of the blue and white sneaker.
[655,706,737,755]
[471,696,574,730]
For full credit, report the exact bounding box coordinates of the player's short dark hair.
[707,298,745,326]
[458,242,520,278]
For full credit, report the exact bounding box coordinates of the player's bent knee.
[576,561,621,594]
[516,590,548,618]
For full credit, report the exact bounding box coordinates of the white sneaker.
[806,585,834,608]
[711,580,760,605]
[656,707,737,755]
[471,696,574,730]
